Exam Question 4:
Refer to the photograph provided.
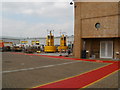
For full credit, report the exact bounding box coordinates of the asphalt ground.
[2,52,118,89]
[86,71,119,88]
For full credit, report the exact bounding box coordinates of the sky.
[1,0,74,38]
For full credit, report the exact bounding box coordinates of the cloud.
[2,2,73,18]
[2,0,72,2]
[2,2,74,38]
[2,18,73,37]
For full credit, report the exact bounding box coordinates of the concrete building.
[74,2,120,59]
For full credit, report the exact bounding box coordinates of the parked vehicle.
[3,46,11,51]
[24,46,38,53]
[12,46,22,52]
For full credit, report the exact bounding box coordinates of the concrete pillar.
[74,2,83,58]
[114,38,120,59]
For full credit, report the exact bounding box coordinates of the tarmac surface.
[86,71,119,88]
[2,52,119,89]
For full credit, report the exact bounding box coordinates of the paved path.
[2,52,119,89]
[31,61,119,89]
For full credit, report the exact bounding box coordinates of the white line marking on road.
[2,61,81,74]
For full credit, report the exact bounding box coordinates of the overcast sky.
[1,0,74,38]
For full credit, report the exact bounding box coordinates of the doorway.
[100,41,113,58]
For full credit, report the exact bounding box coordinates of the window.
[95,23,100,29]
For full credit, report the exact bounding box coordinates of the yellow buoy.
[58,34,68,52]
[44,31,56,52]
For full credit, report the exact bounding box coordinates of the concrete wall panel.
[80,2,119,19]
[81,16,118,38]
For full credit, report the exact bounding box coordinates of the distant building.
[20,37,46,46]
[74,2,120,59]
[1,35,74,47]
[1,37,20,46]
[54,35,74,46]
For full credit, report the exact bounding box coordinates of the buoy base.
[58,46,68,52]
[44,46,56,52]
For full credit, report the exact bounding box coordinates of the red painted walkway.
[31,62,119,89]
[10,52,120,88]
